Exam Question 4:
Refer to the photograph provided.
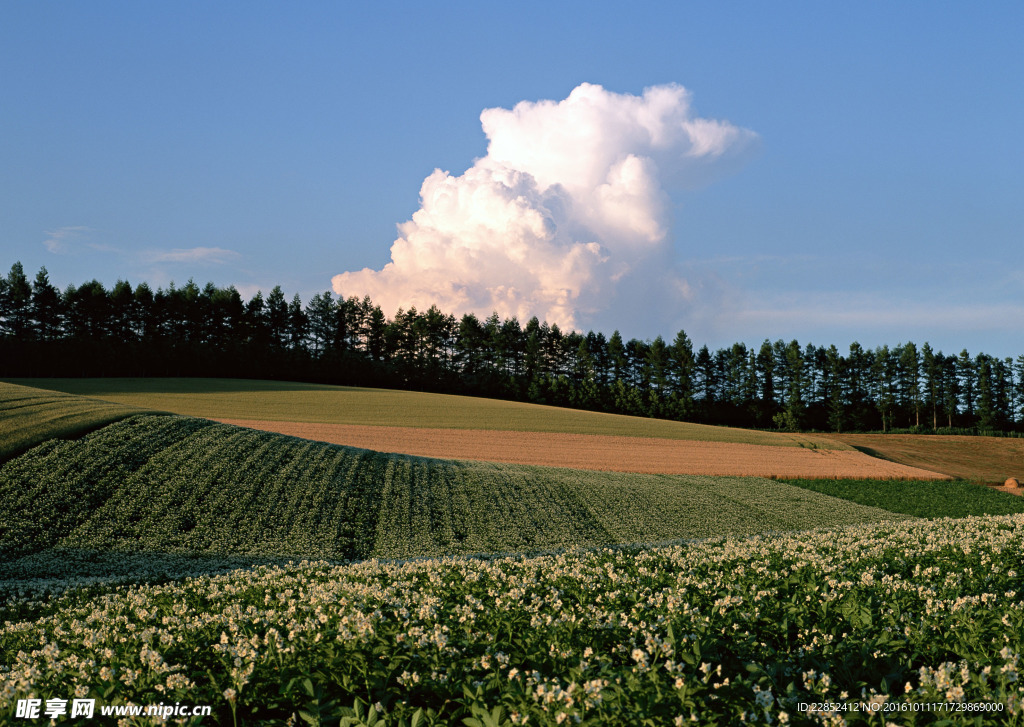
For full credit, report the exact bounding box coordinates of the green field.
[784,478,1024,519]
[4,377,850,449]
[0,414,901,571]
[0,380,158,461]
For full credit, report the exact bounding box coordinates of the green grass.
[0,380,157,461]
[782,477,1024,519]
[4,377,850,449]
[0,414,900,567]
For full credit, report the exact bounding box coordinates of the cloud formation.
[143,247,241,264]
[42,226,108,254]
[332,82,757,329]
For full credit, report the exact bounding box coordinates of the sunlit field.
[5,378,847,449]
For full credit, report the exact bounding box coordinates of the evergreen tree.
[667,330,695,418]
[588,331,610,389]
[753,339,776,426]
[306,291,335,355]
[725,343,748,405]
[523,317,544,394]
[872,346,897,432]
[1015,355,1024,427]
[499,317,524,381]
[898,342,922,428]
[455,313,485,379]
[921,343,941,430]
[287,293,308,352]
[825,344,846,432]
[571,337,600,409]
[773,340,805,431]
[956,350,976,419]
[109,280,137,343]
[31,267,63,341]
[607,331,626,384]
[133,283,156,341]
[996,357,1014,430]
[940,354,961,428]
[365,304,387,363]
[695,345,716,403]
[975,354,996,431]
[423,305,453,372]
[65,280,111,340]
[265,285,289,349]
[3,262,33,339]
[845,342,873,430]
[647,336,670,396]
[245,291,269,348]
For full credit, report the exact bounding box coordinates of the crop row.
[4,515,1024,725]
[0,415,901,569]
[0,381,153,461]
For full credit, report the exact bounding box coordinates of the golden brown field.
[213,418,950,479]
[822,433,1024,485]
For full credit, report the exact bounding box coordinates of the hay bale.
[1004,477,1021,488]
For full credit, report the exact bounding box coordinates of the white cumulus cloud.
[332,82,757,330]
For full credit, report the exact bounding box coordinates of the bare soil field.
[821,433,1024,485]
[213,418,949,479]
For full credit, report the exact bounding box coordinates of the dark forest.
[2,262,1021,434]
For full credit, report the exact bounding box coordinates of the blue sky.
[2,2,1022,357]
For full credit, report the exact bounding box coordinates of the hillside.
[0,414,906,567]
[5,377,850,448]
[822,432,1024,484]
[0,380,157,461]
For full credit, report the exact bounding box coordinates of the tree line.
[2,261,1022,434]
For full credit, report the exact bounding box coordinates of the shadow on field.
[0,548,335,602]
[848,445,899,462]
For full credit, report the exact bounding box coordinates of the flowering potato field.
[0,415,900,566]
[5,516,1024,725]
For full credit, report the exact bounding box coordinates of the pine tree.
[265,286,289,349]
[921,342,940,430]
[31,267,63,341]
[306,291,335,355]
[667,330,695,418]
[898,342,922,429]
[3,262,33,339]
[287,293,308,352]
[825,345,846,432]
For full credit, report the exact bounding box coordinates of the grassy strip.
[4,377,849,449]
[0,380,156,461]
[782,477,1024,519]
[0,415,900,565]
